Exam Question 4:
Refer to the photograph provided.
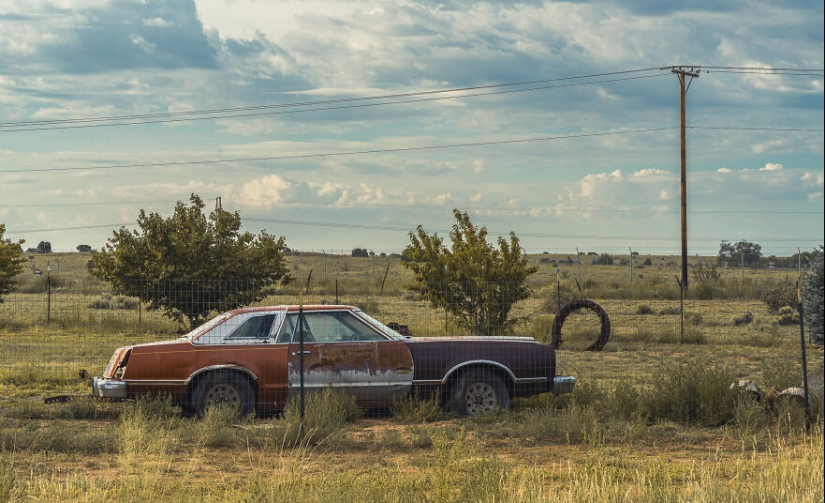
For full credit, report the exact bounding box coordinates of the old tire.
[551,299,610,351]
[453,369,510,416]
[192,371,255,417]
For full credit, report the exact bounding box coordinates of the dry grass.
[1,251,823,502]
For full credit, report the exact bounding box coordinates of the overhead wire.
[0,68,669,132]
[0,71,672,132]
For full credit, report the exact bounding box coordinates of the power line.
[10,217,821,245]
[4,123,822,174]
[2,198,821,216]
[4,65,819,133]
[0,69,670,133]
[0,127,677,173]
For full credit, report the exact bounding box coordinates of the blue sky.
[0,0,822,257]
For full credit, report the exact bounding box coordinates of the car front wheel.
[454,369,510,416]
[192,371,255,417]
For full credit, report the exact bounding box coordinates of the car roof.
[225,305,358,316]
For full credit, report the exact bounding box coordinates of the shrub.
[777,306,799,326]
[642,363,737,427]
[734,312,754,326]
[635,304,655,315]
[761,277,798,312]
[391,391,443,423]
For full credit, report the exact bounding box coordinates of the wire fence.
[0,277,822,422]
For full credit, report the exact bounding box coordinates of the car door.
[284,310,414,408]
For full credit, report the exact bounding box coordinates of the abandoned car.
[93,305,575,416]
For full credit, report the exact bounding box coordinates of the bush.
[761,277,798,312]
[642,363,737,427]
[636,304,655,315]
[391,391,443,423]
[777,306,799,326]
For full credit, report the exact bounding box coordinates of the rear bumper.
[553,375,576,395]
[92,377,128,399]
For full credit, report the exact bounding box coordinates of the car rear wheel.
[453,369,510,416]
[192,371,255,417]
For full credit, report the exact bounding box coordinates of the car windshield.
[178,313,231,341]
[356,310,407,341]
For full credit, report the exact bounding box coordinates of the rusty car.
[93,305,575,416]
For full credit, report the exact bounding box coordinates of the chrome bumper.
[553,375,576,395]
[92,377,128,398]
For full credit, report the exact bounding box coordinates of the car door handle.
[291,351,312,356]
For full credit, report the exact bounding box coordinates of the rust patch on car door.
[288,340,413,408]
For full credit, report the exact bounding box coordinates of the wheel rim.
[204,383,241,411]
[464,381,498,415]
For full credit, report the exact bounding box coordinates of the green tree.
[802,245,824,344]
[718,240,762,267]
[89,194,291,329]
[403,209,537,336]
[0,224,26,303]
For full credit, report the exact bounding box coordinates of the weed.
[273,389,362,447]
[641,362,737,427]
[390,391,443,423]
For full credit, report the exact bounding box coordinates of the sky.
[0,0,823,257]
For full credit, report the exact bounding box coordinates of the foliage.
[802,246,824,344]
[0,224,26,304]
[36,241,52,254]
[760,276,798,312]
[88,194,291,328]
[642,362,738,427]
[691,262,720,284]
[403,209,537,336]
[391,391,444,423]
[76,244,92,252]
[719,239,762,267]
[351,248,370,258]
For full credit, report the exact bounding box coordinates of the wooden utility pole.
[672,66,699,292]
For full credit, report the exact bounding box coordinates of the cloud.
[235,174,294,209]
[1,0,217,74]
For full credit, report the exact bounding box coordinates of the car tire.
[192,371,255,417]
[452,369,510,416]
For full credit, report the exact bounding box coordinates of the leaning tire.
[192,371,255,417]
[452,369,510,416]
[551,299,610,351]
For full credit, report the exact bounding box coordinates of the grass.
[0,251,823,501]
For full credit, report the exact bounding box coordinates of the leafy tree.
[0,224,26,303]
[802,246,824,344]
[403,209,537,336]
[718,240,762,267]
[89,194,291,329]
[36,241,52,254]
[76,244,92,252]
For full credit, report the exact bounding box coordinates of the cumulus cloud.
[235,174,294,209]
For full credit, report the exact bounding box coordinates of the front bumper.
[92,377,128,398]
[553,375,576,394]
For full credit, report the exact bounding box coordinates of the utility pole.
[670,66,699,292]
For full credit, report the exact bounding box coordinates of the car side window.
[275,312,387,343]
[226,314,277,340]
